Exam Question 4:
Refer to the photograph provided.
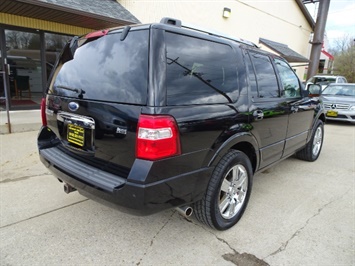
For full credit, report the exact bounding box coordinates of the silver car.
[320,83,355,123]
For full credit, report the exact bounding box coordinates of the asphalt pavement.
[0,122,354,265]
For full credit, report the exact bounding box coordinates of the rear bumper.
[39,145,212,215]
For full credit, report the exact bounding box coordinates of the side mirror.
[307,84,322,97]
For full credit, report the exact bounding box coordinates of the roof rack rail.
[159,17,257,47]
[182,23,257,47]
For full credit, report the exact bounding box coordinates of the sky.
[306,0,355,49]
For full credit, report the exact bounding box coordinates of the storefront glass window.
[5,29,42,108]
[0,29,72,111]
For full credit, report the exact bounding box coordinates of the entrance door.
[4,29,42,109]
[0,28,72,111]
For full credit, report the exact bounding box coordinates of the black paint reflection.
[53,30,149,104]
[165,33,240,105]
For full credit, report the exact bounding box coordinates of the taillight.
[40,98,47,126]
[136,115,181,160]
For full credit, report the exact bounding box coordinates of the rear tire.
[194,150,253,230]
[296,119,324,162]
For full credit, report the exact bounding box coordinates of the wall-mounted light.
[223,7,231,18]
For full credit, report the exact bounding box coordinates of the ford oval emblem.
[68,102,79,112]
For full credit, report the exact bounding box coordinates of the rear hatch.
[44,26,150,177]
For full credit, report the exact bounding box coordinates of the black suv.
[38,18,325,230]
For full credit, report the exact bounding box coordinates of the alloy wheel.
[218,164,248,219]
[312,126,323,157]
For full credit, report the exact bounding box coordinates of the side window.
[274,58,301,98]
[248,52,279,98]
[165,32,239,105]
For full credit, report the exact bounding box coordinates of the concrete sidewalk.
[0,110,41,134]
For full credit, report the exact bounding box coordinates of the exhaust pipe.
[64,183,77,194]
[176,206,193,217]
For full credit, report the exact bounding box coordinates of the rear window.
[165,32,240,105]
[308,76,336,85]
[50,30,149,104]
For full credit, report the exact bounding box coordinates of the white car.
[306,75,348,90]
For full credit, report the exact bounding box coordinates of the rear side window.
[248,51,279,98]
[50,30,149,104]
[166,32,239,105]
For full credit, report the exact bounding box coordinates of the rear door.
[245,50,288,169]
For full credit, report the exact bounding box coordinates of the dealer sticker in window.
[67,124,85,147]
[326,110,338,117]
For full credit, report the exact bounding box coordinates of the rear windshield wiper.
[57,85,85,98]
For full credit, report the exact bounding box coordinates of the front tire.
[296,119,324,161]
[194,150,253,230]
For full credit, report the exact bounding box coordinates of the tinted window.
[166,33,239,105]
[274,58,301,98]
[51,30,149,104]
[249,52,279,98]
[309,77,336,86]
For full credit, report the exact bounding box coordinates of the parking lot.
[0,122,354,265]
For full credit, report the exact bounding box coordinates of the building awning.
[259,38,309,63]
[321,50,334,60]
[0,0,140,30]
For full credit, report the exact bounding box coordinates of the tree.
[20,32,32,49]
[28,34,40,49]
[331,35,355,82]
[6,31,21,49]
[45,33,69,51]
